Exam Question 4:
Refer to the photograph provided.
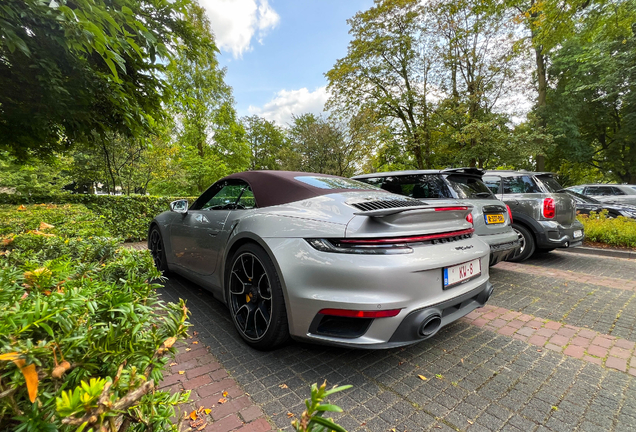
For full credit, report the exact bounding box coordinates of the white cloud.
[248,87,330,125]
[201,0,280,58]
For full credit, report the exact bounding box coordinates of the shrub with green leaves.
[0,213,190,430]
[0,195,196,241]
[578,211,636,248]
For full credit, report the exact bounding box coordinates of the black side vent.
[349,199,425,212]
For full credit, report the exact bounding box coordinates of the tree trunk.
[534,37,548,171]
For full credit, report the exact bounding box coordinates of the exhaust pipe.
[419,312,442,338]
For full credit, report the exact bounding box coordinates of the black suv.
[482,171,584,262]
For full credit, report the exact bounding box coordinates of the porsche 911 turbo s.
[148,171,494,350]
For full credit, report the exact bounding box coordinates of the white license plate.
[573,230,583,239]
[443,258,481,289]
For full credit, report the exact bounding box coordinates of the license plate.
[443,258,482,289]
[485,213,505,224]
[573,230,583,239]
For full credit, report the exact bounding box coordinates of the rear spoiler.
[354,205,471,218]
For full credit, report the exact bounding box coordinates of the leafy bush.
[0,214,190,430]
[0,195,197,241]
[291,382,351,432]
[578,211,636,248]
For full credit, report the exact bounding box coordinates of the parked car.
[562,190,636,219]
[566,184,636,206]
[481,171,584,262]
[352,168,519,266]
[149,171,494,350]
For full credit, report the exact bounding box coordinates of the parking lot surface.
[159,250,636,432]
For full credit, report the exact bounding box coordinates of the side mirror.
[170,199,189,214]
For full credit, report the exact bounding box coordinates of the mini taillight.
[543,198,555,219]
[466,212,473,225]
[506,204,513,224]
[318,308,402,318]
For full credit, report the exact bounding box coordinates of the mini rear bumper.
[478,230,520,266]
[536,220,585,249]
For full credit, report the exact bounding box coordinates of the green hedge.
[0,194,197,242]
[578,211,636,248]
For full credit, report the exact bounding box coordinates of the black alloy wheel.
[149,227,169,273]
[228,244,289,350]
[508,224,535,262]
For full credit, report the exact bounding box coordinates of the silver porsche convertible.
[148,171,494,350]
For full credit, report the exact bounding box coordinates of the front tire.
[149,226,170,274]
[508,224,535,262]
[227,243,290,350]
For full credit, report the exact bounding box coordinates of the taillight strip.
[339,228,475,245]
[318,308,402,318]
[434,206,469,211]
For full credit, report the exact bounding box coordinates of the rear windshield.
[565,190,600,204]
[502,176,542,194]
[536,176,564,193]
[360,175,453,199]
[445,174,495,199]
[295,176,376,190]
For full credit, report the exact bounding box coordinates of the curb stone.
[558,246,635,260]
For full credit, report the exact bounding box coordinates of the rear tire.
[508,224,535,262]
[227,243,290,350]
[149,226,170,274]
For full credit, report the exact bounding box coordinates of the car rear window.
[295,176,376,190]
[502,176,542,194]
[445,174,494,199]
[536,176,564,193]
[360,175,453,199]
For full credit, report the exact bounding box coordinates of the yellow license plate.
[486,214,505,224]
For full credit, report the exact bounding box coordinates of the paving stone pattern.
[160,253,636,432]
[525,251,636,281]
[488,268,636,340]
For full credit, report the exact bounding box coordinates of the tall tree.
[326,0,439,169]
[166,4,248,193]
[241,115,288,170]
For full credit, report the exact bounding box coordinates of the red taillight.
[434,206,469,212]
[338,228,475,245]
[466,212,473,225]
[543,198,555,219]
[506,204,513,224]
[318,308,402,318]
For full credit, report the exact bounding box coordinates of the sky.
[199,0,374,126]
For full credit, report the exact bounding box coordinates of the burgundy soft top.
[221,170,377,208]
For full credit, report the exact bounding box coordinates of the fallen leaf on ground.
[222,391,228,397]
[204,409,211,414]
[170,362,177,366]
[193,341,199,344]
[418,375,427,381]
[185,348,191,352]
[17,205,26,211]
[197,424,207,431]
[178,371,185,375]
[189,410,197,420]
[278,383,288,389]
[39,222,54,231]
[218,398,227,404]
[287,412,294,418]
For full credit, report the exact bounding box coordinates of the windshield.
[536,175,564,193]
[445,174,495,199]
[564,190,600,204]
[294,176,377,190]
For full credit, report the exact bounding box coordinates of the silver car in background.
[567,184,636,206]
[353,168,519,266]
[149,171,494,350]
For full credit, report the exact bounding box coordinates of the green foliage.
[291,382,351,432]
[0,0,203,159]
[578,211,636,249]
[0,196,196,241]
[0,204,110,238]
[0,153,72,195]
[241,115,288,170]
[0,205,190,431]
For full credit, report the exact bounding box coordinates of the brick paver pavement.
[130,240,636,431]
